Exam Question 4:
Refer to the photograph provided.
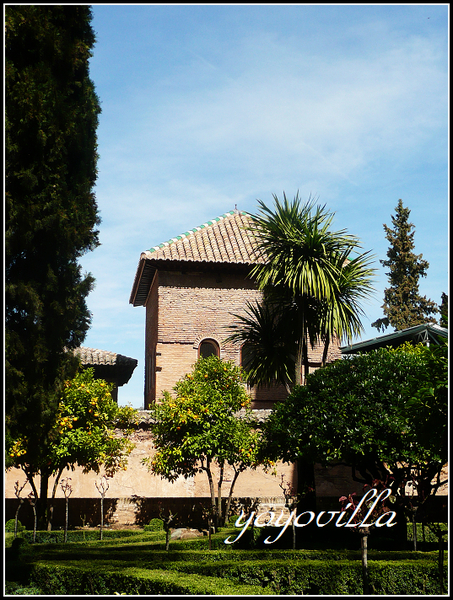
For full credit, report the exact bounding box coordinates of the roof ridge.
[147,209,250,254]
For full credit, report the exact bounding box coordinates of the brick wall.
[144,266,341,407]
[146,267,266,406]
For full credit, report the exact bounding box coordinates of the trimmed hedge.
[28,563,273,595]
[6,528,448,595]
[24,553,448,595]
[19,529,150,544]
[143,518,164,532]
[167,556,447,595]
[5,519,26,533]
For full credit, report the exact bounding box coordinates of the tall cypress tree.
[439,292,448,328]
[5,5,101,526]
[372,199,438,332]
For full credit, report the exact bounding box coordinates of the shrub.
[28,563,273,595]
[19,529,142,544]
[144,518,164,532]
[4,582,43,595]
[6,527,447,595]
[5,519,25,533]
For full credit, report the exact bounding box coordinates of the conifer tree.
[5,5,101,527]
[439,292,448,329]
[372,199,438,332]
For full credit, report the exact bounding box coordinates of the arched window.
[199,339,220,359]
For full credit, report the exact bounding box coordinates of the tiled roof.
[73,347,137,367]
[73,347,138,386]
[140,210,261,265]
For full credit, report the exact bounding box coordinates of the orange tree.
[261,342,447,533]
[144,356,263,529]
[7,368,137,529]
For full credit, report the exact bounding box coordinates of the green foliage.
[439,292,448,328]
[372,199,438,332]
[4,582,43,595]
[5,5,101,524]
[5,529,447,596]
[17,529,144,544]
[7,368,138,488]
[170,556,446,595]
[262,344,448,500]
[26,563,273,596]
[230,193,375,387]
[404,342,448,465]
[144,518,164,532]
[5,519,25,533]
[407,523,448,544]
[147,357,259,478]
[145,356,262,526]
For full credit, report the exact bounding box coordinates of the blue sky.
[79,4,449,409]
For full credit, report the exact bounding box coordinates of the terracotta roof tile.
[141,210,261,265]
[72,347,138,387]
[73,347,137,368]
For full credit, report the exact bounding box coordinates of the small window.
[199,339,220,359]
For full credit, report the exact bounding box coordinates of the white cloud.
[79,5,447,408]
[96,31,444,209]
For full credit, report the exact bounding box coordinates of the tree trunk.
[438,532,445,593]
[224,469,241,527]
[296,458,316,511]
[360,529,370,594]
[302,333,310,383]
[205,459,217,530]
[100,496,104,540]
[48,468,64,531]
[31,503,37,543]
[295,340,303,387]
[64,497,69,543]
[217,462,224,526]
[25,470,39,500]
[14,501,24,539]
[412,510,417,551]
[39,471,49,531]
[321,336,330,367]
[294,300,308,387]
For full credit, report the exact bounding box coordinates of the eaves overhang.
[129,253,256,307]
[340,323,448,355]
[73,347,138,386]
[129,255,158,307]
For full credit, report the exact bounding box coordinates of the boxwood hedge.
[6,528,448,595]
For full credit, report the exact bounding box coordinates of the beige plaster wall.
[4,427,296,501]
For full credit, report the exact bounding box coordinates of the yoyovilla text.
[224,488,397,545]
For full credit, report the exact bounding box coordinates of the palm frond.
[226,300,298,389]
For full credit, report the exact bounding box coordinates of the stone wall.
[5,492,448,531]
[4,418,368,530]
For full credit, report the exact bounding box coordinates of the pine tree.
[5,5,101,527]
[372,199,438,332]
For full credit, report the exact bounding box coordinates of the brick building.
[5,211,360,530]
[129,209,341,408]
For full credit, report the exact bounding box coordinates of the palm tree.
[318,248,375,366]
[229,193,375,387]
[228,297,298,393]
